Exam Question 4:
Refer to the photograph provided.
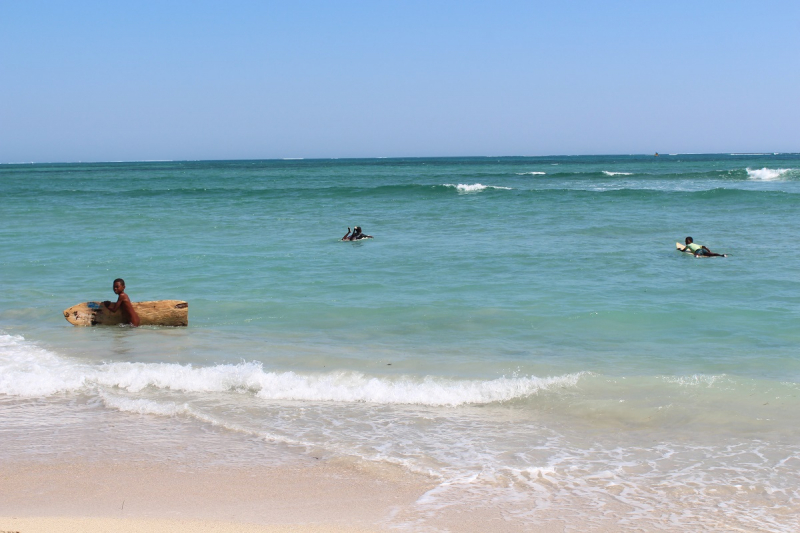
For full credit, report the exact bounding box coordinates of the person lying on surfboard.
[341,226,373,241]
[682,237,727,257]
[103,278,141,327]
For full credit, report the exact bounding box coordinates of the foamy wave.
[97,365,583,406]
[602,171,633,176]
[661,374,728,387]
[0,334,581,406]
[746,167,792,181]
[516,172,546,175]
[92,360,269,393]
[0,334,90,396]
[253,371,581,405]
[99,393,190,416]
[444,183,513,193]
[98,392,314,447]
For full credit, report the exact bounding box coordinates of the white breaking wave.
[661,374,727,387]
[99,393,191,416]
[0,334,580,406]
[444,183,513,193]
[516,172,546,175]
[252,371,579,405]
[746,167,792,181]
[97,393,317,449]
[602,171,633,176]
[0,333,90,396]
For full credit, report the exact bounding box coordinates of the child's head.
[685,237,693,245]
[113,278,126,294]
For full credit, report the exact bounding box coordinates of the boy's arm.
[104,296,122,312]
[120,294,140,327]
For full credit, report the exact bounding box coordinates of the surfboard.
[63,300,188,327]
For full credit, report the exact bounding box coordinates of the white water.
[746,167,792,180]
[444,183,513,192]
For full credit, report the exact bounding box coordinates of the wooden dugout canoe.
[63,300,188,327]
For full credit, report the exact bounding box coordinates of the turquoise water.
[2,155,799,530]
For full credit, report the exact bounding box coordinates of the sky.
[1,1,798,162]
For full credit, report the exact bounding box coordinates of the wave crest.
[0,334,90,396]
[746,167,792,180]
[0,334,581,406]
[252,371,581,405]
[444,183,513,193]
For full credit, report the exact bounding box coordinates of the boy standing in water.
[103,278,141,327]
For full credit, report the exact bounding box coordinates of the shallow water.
[2,154,799,530]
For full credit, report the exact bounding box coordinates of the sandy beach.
[0,518,375,533]
[0,397,575,532]
[0,451,572,533]
[0,395,432,533]
[0,460,425,533]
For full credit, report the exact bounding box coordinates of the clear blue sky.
[1,1,798,162]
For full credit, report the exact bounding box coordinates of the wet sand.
[0,397,433,532]
[0,517,373,533]
[0,459,426,532]
[2,398,577,532]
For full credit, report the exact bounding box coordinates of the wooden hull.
[63,300,188,327]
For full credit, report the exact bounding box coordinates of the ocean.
[1,154,799,530]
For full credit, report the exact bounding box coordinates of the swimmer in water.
[342,226,373,241]
[683,236,726,257]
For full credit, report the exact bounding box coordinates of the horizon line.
[2,152,796,165]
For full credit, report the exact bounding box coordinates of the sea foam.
[251,371,580,405]
[746,167,792,180]
[0,333,90,396]
[0,334,580,406]
[444,183,513,193]
[602,171,633,176]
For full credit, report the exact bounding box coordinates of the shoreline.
[0,397,436,531]
[0,456,579,532]
[0,459,429,532]
[0,518,377,533]
[2,391,795,531]
[0,397,567,532]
